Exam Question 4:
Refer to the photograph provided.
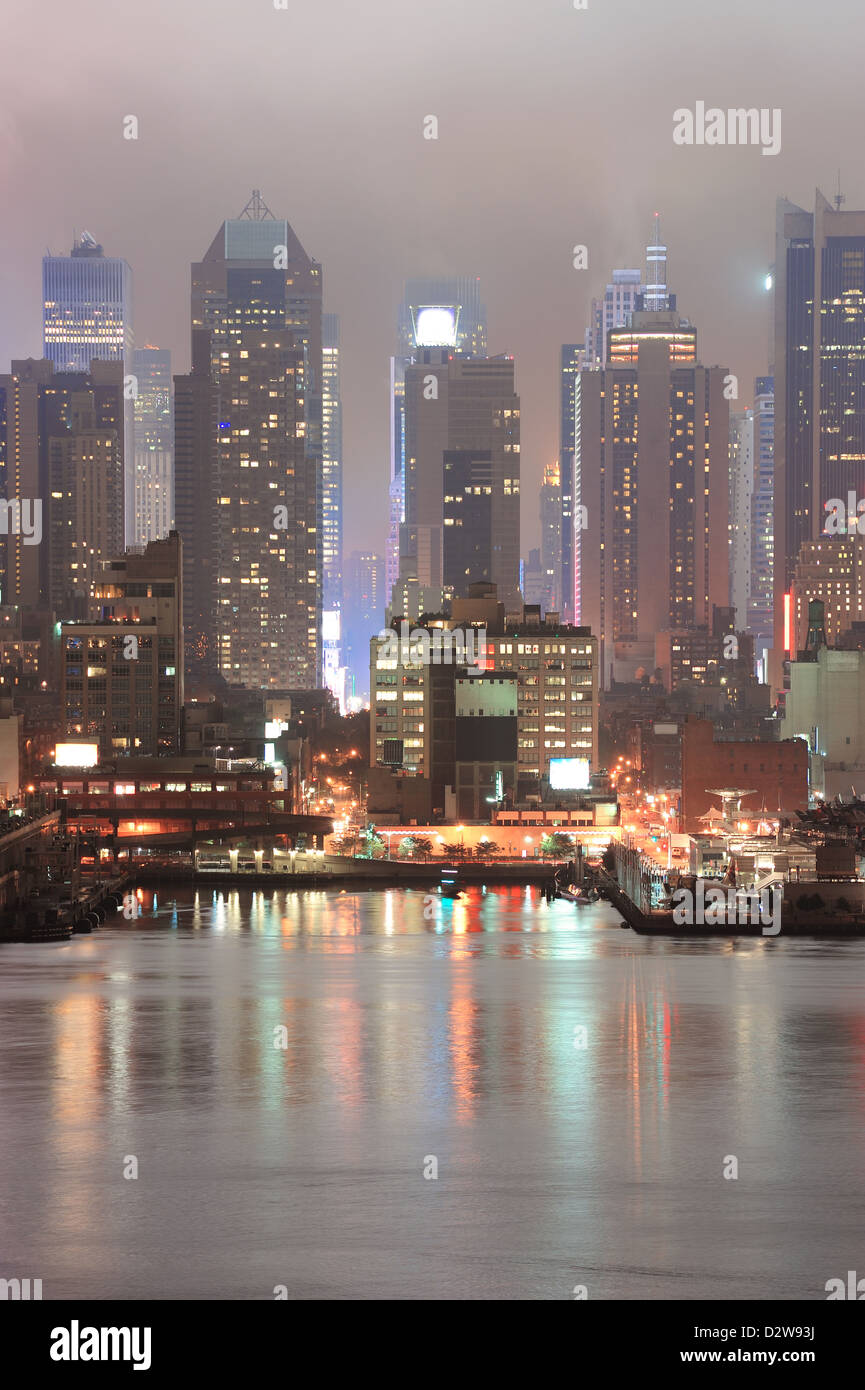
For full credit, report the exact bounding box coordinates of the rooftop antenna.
[834,171,846,212]
[238,189,276,221]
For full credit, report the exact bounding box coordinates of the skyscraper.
[559,343,582,623]
[179,191,323,689]
[321,314,344,706]
[43,232,134,536]
[0,358,125,618]
[321,313,343,612]
[133,346,173,546]
[561,228,660,623]
[729,408,754,629]
[173,332,219,672]
[43,233,133,373]
[388,278,487,597]
[399,351,520,614]
[538,460,563,613]
[584,268,644,366]
[344,550,383,702]
[577,306,730,684]
[749,375,775,661]
[772,191,865,687]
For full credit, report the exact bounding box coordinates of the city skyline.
[3,0,862,559]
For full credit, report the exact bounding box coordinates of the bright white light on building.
[55,742,99,768]
[549,757,591,790]
[413,305,457,347]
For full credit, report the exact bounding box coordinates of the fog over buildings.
[3,0,864,562]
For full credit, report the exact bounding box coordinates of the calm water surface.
[1,884,863,1300]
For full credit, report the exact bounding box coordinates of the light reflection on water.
[0,884,863,1301]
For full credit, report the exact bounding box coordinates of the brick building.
[681,717,809,831]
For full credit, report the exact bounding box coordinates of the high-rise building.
[577,307,730,684]
[179,191,323,689]
[729,408,754,629]
[173,332,219,672]
[321,314,344,707]
[42,233,134,536]
[388,278,487,595]
[561,225,667,624]
[559,343,583,623]
[521,549,546,608]
[772,192,865,687]
[399,352,520,612]
[0,358,125,617]
[539,460,562,613]
[133,347,173,546]
[749,375,775,659]
[584,268,644,366]
[344,549,383,702]
[60,532,183,758]
[790,536,865,652]
[321,313,342,610]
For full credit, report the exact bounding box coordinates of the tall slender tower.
[644,214,668,312]
[133,346,173,545]
[321,312,344,704]
[180,191,323,689]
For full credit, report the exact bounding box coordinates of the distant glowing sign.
[549,757,591,791]
[412,305,458,348]
[322,609,340,643]
[55,742,99,768]
[264,720,285,740]
[783,591,792,654]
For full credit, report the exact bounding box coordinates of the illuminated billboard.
[549,757,590,791]
[412,305,459,348]
[55,742,99,768]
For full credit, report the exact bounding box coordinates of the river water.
[1,884,863,1300]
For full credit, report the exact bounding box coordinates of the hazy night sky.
[2,0,863,557]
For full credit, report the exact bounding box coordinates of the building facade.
[772,193,865,688]
[60,532,183,758]
[132,347,173,546]
[42,233,134,537]
[400,353,520,611]
[179,191,323,689]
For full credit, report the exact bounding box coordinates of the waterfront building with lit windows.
[370,592,599,810]
[60,532,183,758]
